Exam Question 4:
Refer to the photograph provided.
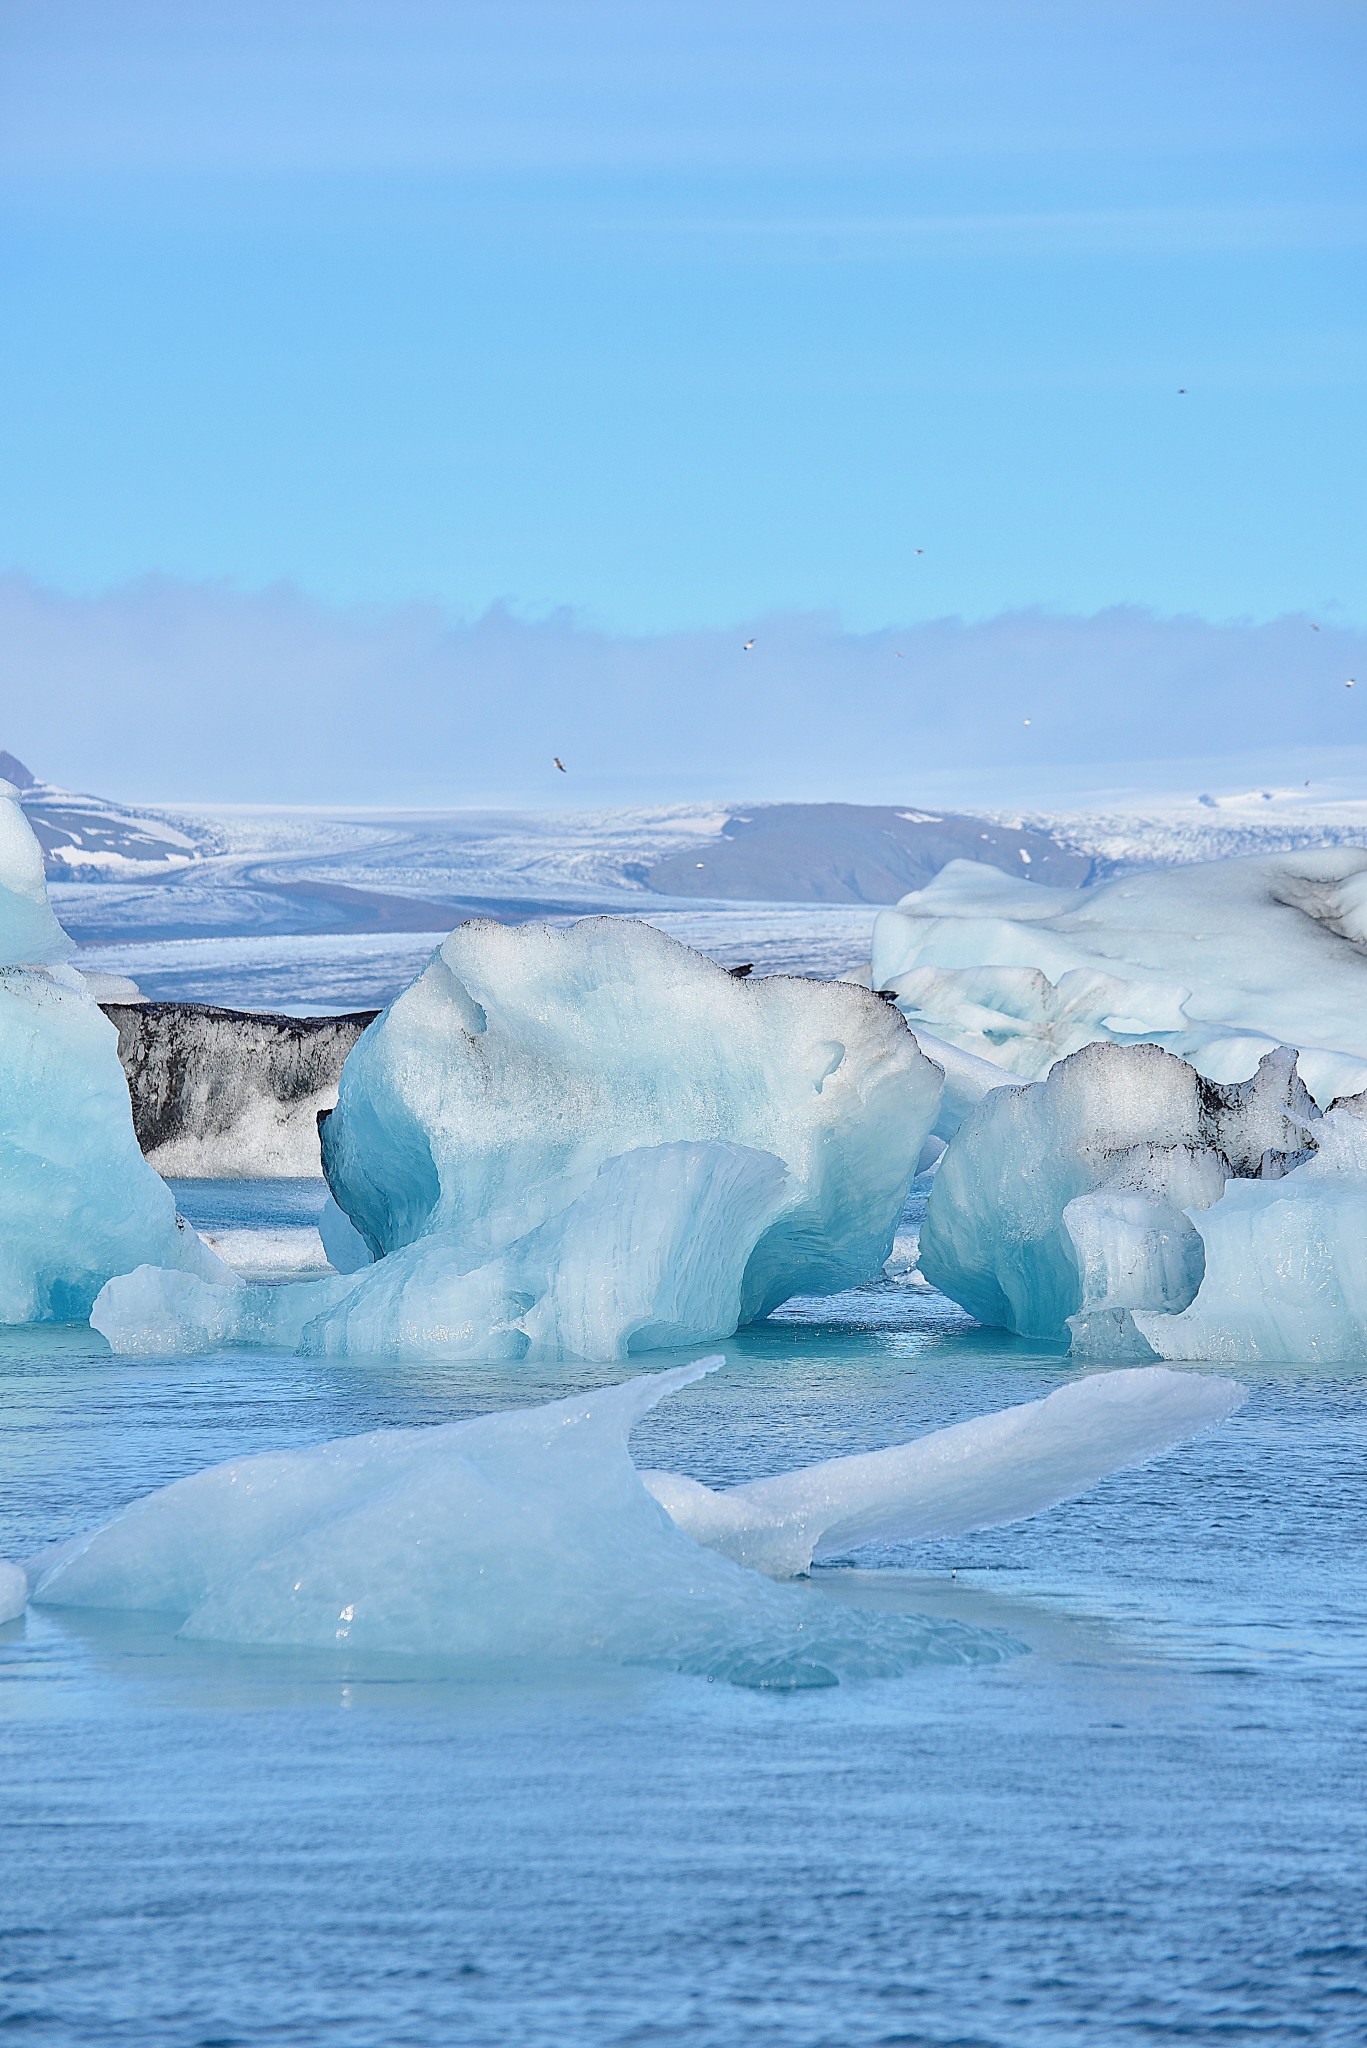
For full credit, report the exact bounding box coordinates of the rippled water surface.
[2,1182,1365,2046]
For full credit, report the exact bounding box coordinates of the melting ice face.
[20,1360,1244,1687]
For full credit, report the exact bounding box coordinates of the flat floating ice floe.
[12,1361,1245,1686]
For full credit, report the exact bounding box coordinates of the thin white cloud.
[1,572,1363,809]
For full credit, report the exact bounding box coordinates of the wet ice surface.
[2,1181,1365,2045]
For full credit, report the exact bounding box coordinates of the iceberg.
[918,1040,1318,1352]
[20,1359,1244,1683]
[95,919,943,1361]
[1134,1096,1367,1363]
[0,782,226,1322]
[321,918,938,1296]
[0,773,74,967]
[871,850,1367,1105]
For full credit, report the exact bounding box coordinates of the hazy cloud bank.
[2,572,1362,809]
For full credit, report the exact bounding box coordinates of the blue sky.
[0,1,1363,800]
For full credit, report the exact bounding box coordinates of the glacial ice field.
[73,904,881,1013]
[3,1174,1365,2047]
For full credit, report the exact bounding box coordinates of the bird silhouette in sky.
[914,548,924,555]
[1178,387,1187,395]
[1311,623,1320,631]
[553,756,567,772]
[742,639,755,651]
[1348,680,1356,690]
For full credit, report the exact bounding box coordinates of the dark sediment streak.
[104,1001,377,1177]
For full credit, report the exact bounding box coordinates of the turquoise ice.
[95,918,943,1360]
[0,779,225,1323]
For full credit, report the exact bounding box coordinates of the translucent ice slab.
[21,1359,1244,1683]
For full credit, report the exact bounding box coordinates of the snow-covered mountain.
[3,752,208,881]
[11,747,1367,955]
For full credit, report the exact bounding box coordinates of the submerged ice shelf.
[18,1358,1243,1684]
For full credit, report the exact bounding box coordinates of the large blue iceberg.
[1133,1094,1367,1363]
[0,780,225,1323]
[95,918,944,1360]
[13,1359,1244,1682]
[918,1039,1319,1354]
[917,1035,1367,1363]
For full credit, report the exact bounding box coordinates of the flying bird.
[742,639,755,651]
[895,650,904,658]
[1311,623,1320,631]
[553,756,567,772]
[914,548,925,555]
[1348,679,1357,690]
[1177,387,1187,395]
[1023,717,1032,727]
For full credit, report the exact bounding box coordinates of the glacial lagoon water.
[2,1179,1365,2046]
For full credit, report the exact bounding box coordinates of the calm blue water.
[2,1182,1365,2046]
